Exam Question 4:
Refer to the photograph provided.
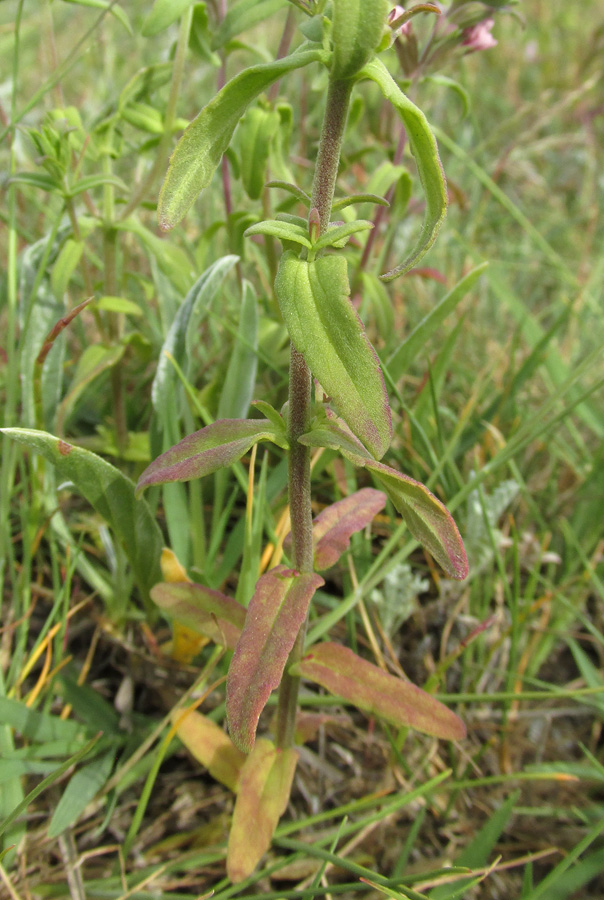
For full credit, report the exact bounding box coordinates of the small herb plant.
[136,0,468,880]
[3,0,482,882]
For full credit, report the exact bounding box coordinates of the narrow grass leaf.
[227,737,298,883]
[275,252,392,459]
[359,58,447,280]
[218,281,259,420]
[0,697,86,744]
[60,0,132,34]
[387,263,488,382]
[227,566,324,753]
[48,751,114,838]
[292,643,466,740]
[150,582,245,649]
[158,48,325,229]
[1,429,163,600]
[172,709,246,792]
[136,418,287,494]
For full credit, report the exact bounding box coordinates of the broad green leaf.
[150,581,245,649]
[227,738,298,883]
[244,220,312,249]
[218,281,259,421]
[226,565,324,753]
[275,251,392,459]
[151,255,239,424]
[212,0,288,50]
[292,643,466,740]
[284,488,386,570]
[171,709,246,792]
[299,417,468,579]
[137,418,288,495]
[158,47,326,229]
[239,105,280,200]
[358,57,447,280]
[331,0,389,80]
[48,752,114,838]
[0,428,163,599]
[142,0,195,36]
[387,263,488,381]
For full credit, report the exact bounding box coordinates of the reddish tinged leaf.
[150,582,245,649]
[227,738,298,883]
[284,488,386,571]
[226,565,324,753]
[292,643,466,741]
[294,712,349,745]
[136,418,287,495]
[299,417,468,580]
[172,709,246,792]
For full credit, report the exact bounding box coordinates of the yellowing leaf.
[227,738,298,882]
[172,709,246,792]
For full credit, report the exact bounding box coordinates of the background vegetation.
[1,0,603,897]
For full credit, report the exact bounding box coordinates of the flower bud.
[462,18,497,52]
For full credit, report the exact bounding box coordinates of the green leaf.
[212,0,288,50]
[137,418,288,495]
[332,193,389,211]
[59,0,132,33]
[299,417,468,579]
[218,280,259,421]
[292,643,466,740]
[312,218,373,252]
[158,47,326,229]
[244,219,312,249]
[239,105,280,200]
[266,180,311,205]
[275,251,392,459]
[96,295,143,317]
[56,344,126,435]
[142,0,195,36]
[152,255,239,424]
[226,565,324,753]
[331,0,389,80]
[227,738,298,883]
[0,428,164,599]
[48,752,114,838]
[0,696,87,744]
[172,709,246,792]
[150,581,245,649]
[358,57,447,280]
[8,171,60,192]
[50,239,84,300]
[387,263,488,381]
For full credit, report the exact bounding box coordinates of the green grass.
[1,0,604,897]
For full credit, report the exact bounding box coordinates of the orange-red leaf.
[292,642,466,741]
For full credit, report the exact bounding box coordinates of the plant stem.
[275,76,353,749]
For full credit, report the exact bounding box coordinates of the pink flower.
[388,6,412,37]
[462,18,497,52]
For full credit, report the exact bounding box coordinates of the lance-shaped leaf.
[284,488,386,571]
[239,105,280,201]
[358,57,447,280]
[226,565,324,753]
[0,428,162,600]
[151,581,245,649]
[158,47,326,229]
[244,219,312,249]
[299,418,468,579]
[136,418,287,495]
[275,252,392,459]
[227,737,298,883]
[292,643,466,740]
[171,708,246,792]
[331,0,389,80]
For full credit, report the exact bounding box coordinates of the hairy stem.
[275,75,353,749]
